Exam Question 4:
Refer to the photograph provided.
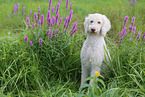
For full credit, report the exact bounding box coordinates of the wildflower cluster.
[115,16,145,44]
[21,0,77,46]
[130,0,136,5]
[8,3,20,17]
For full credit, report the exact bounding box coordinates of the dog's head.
[84,13,111,36]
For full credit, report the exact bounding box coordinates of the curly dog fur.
[80,13,111,87]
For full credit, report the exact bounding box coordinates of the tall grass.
[0,0,145,96]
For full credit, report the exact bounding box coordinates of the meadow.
[0,0,145,96]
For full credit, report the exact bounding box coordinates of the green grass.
[0,0,145,96]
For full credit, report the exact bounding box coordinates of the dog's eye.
[98,21,101,24]
[90,21,93,23]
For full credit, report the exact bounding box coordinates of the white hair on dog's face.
[84,13,111,36]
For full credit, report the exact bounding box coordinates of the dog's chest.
[81,37,105,62]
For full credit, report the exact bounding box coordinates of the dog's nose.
[91,28,95,32]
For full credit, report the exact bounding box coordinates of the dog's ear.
[84,15,90,34]
[101,15,111,36]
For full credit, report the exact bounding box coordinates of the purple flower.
[47,10,51,27]
[38,7,41,14]
[55,35,59,38]
[30,10,32,16]
[55,13,59,24]
[119,40,122,44]
[8,15,10,18]
[118,32,121,36]
[14,4,17,12]
[58,0,62,3]
[64,17,69,28]
[66,0,69,10]
[132,26,136,34]
[41,14,44,24]
[31,23,35,29]
[71,21,78,36]
[120,36,124,40]
[131,17,135,24]
[47,29,50,34]
[52,16,56,25]
[34,12,38,20]
[58,17,63,27]
[49,0,52,10]
[26,17,30,26]
[137,31,141,39]
[142,32,145,39]
[39,39,43,45]
[55,3,60,14]
[123,16,129,26]
[133,0,136,3]
[121,27,127,35]
[49,31,53,39]
[130,0,132,5]
[52,7,55,13]
[30,41,33,46]
[70,2,72,9]
[54,29,60,34]
[68,10,73,22]
[24,36,28,43]
[23,6,25,15]
[38,20,41,25]
[17,3,19,11]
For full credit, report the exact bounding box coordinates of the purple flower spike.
[68,10,73,22]
[52,16,56,25]
[23,6,25,15]
[41,14,44,24]
[58,17,63,27]
[132,26,136,34]
[39,39,43,45]
[54,29,60,34]
[55,3,60,14]
[123,16,129,26]
[121,27,127,35]
[17,3,19,11]
[130,0,132,5]
[38,20,41,24]
[14,4,17,12]
[49,31,53,39]
[38,7,41,15]
[8,15,10,18]
[70,2,72,9]
[24,36,28,43]
[49,0,52,10]
[133,0,136,3]
[30,10,32,16]
[47,10,51,27]
[31,23,35,29]
[137,31,141,39]
[119,40,122,44]
[52,7,55,13]
[131,17,135,24]
[66,0,69,10]
[34,12,38,20]
[47,29,50,34]
[71,21,78,36]
[58,0,62,3]
[64,17,69,28]
[26,17,30,26]
[55,13,59,24]
[30,41,33,46]
[142,32,145,39]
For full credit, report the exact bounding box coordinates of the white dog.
[80,13,111,87]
